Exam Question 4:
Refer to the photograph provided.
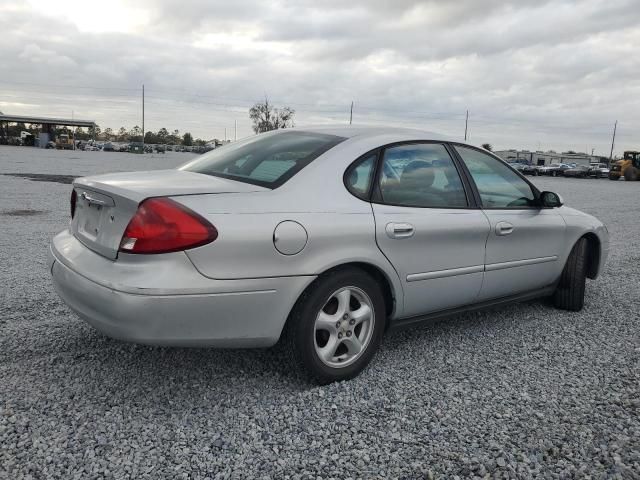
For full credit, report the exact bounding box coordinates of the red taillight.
[119,198,217,254]
[70,189,77,219]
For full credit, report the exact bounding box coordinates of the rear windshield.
[179,131,346,188]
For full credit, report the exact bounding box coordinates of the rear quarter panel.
[176,136,410,316]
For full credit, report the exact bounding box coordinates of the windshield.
[179,131,346,188]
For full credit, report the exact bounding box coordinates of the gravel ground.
[1,146,639,479]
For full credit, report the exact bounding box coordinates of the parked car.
[522,164,540,176]
[588,163,610,178]
[103,142,114,152]
[563,165,591,178]
[49,127,609,383]
[538,163,572,176]
[155,144,166,154]
[508,161,527,173]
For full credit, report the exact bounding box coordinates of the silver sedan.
[50,126,609,383]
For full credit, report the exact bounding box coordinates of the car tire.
[281,267,386,384]
[554,238,588,312]
[624,167,638,181]
[551,171,557,177]
[533,170,539,176]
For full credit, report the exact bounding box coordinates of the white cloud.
[0,0,638,154]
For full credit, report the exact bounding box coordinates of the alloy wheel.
[314,286,375,368]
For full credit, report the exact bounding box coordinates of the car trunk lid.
[71,170,266,259]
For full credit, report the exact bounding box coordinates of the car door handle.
[386,223,415,239]
[495,221,514,236]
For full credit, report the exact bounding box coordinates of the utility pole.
[224,127,227,142]
[464,110,469,141]
[72,110,75,150]
[609,120,617,160]
[349,101,354,125]
[234,120,237,141]
[142,84,145,150]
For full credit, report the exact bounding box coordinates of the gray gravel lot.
[1,146,639,479]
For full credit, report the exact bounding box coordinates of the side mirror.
[540,191,563,208]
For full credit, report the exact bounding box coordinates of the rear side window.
[345,153,376,200]
[180,131,346,188]
[376,143,468,208]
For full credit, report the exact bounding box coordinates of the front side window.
[180,131,346,188]
[377,143,467,208]
[455,146,536,208]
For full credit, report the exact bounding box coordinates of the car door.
[453,145,566,300]
[370,143,490,318]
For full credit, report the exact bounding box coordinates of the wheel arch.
[285,261,400,329]
[314,262,398,319]
[581,232,601,279]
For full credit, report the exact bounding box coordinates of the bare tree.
[249,98,295,133]
[482,143,493,152]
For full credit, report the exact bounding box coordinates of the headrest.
[401,161,434,188]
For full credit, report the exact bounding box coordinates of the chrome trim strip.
[485,255,558,272]
[407,265,484,282]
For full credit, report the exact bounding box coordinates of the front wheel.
[282,268,386,384]
[624,167,638,181]
[554,238,588,311]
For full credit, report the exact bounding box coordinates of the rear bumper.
[49,230,315,347]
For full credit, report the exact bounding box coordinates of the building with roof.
[493,149,608,167]
[0,113,97,148]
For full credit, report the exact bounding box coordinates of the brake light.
[70,189,77,219]
[119,198,217,254]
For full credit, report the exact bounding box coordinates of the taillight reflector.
[119,198,217,254]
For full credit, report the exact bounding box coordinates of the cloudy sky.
[1,0,638,154]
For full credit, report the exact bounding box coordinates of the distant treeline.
[5,122,210,146]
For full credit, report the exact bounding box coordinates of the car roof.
[293,124,453,142]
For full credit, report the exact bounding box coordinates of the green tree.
[74,127,90,141]
[182,132,193,146]
[249,98,295,133]
[103,127,113,140]
[8,122,27,136]
[144,131,158,144]
[130,125,142,142]
[118,127,128,142]
[157,128,169,144]
[89,124,101,139]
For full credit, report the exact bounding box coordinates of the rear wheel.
[624,167,638,181]
[282,268,386,384]
[554,238,588,311]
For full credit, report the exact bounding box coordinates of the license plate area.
[78,202,104,239]
[73,189,115,242]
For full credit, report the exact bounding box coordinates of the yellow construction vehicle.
[55,133,74,150]
[609,151,640,181]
